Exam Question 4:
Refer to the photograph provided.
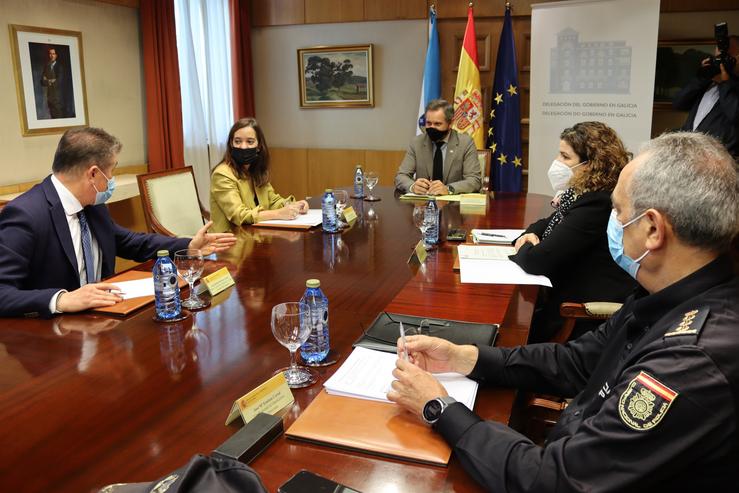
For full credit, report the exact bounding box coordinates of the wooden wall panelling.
[364,150,407,188]
[661,0,739,11]
[270,148,310,199]
[365,0,427,21]
[305,0,364,24]
[252,0,305,26]
[306,149,365,196]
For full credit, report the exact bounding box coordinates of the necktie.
[77,211,95,284]
[433,141,444,181]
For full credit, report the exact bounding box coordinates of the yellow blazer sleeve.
[211,169,262,225]
[264,183,294,210]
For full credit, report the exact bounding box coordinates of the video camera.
[702,22,736,78]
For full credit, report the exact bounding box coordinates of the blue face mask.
[92,167,116,205]
[607,209,649,279]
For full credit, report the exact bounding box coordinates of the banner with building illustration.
[528,0,660,195]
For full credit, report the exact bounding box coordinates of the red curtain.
[140,0,185,172]
[230,0,256,119]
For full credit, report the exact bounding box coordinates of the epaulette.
[663,307,709,339]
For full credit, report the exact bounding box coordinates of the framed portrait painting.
[654,39,714,107]
[9,25,89,136]
[297,44,374,108]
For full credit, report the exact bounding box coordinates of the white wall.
[0,0,145,186]
[252,19,426,150]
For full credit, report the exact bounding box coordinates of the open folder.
[287,347,479,465]
[91,270,187,317]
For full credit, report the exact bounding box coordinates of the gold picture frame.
[9,24,89,136]
[297,44,374,109]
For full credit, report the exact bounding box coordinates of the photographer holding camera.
[673,23,739,157]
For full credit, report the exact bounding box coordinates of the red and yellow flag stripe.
[452,6,484,150]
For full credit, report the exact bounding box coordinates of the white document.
[324,347,478,411]
[471,229,525,244]
[255,209,322,227]
[459,257,552,287]
[110,278,155,300]
[458,244,516,260]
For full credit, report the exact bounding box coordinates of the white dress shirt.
[49,175,102,312]
[693,84,720,130]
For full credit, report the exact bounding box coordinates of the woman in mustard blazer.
[209,118,309,233]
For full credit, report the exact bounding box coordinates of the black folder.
[353,312,498,353]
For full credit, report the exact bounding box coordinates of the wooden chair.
[523,301,623,444]
[137,167,209,237]
[476,149,492,192]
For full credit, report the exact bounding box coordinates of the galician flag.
[416,6,441,134]
[452,5,484,149]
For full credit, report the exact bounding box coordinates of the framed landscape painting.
[654,39,714,106]
[297,44,374,108]
[9,24,89,136]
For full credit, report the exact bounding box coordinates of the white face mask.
[547,159,587,193]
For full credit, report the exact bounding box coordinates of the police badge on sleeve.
[618,371,678,431]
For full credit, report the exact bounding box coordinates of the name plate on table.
[342,206,358,223]
[407,240,428,265]
[200,267,235,296]
[226,373,294,425]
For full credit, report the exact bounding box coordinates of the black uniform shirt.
[436,255,739,492]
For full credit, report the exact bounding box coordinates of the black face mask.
[425,127,449,142]
[230,147,260,167]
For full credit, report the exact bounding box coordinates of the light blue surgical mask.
[607,209,649,279]
[92,167,116,205]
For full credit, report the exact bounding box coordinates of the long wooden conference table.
[0,187,551,492]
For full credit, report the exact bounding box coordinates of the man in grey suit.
[395,99,481,195]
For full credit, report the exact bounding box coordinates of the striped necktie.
[77,211,96,284]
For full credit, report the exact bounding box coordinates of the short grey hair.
[425,99,454,123]
[630,132,739,252]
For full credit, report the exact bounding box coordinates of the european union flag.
[486,5,522,192]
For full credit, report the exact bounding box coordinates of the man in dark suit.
[394,99,481,195]
[673,35,739,157]
[0,127,236,318]
[40,47,65,118]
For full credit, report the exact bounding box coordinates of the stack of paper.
[255,209,322,227]
[471,228,524,245]
[323,347,478,411]
[457,244,552,287]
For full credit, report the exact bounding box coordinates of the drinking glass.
[334,189,349,228]
[271,302,316,388]
[481,176,490,193]
[364,171,380,201]
[412,205,430,248]
[174,249,208,310]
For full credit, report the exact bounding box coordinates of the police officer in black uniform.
[388,132,739,492]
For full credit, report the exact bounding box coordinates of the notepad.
[323,347,478,410]
[457,244,516,260]
[471,228,525,244]
[253,209,322,228]
[458,255,552,287]
[110,278,154,300]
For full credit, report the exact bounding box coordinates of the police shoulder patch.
[664,307,709,338]
[618,371,678,431]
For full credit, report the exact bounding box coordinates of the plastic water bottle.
[300,279,330,364]
[322,189,337,233]
[424,198,440,247]
[353,164,364,198]
[153,250,181,320]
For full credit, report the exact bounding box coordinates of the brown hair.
[52,127,122,174]
[560,121,632,194]
[220,117,270,187]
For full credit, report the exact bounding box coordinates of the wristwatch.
[422,396,457,425]
[447,185,455,195]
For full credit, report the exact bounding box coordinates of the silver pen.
[399,321,409,361]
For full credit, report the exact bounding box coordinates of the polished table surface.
[0,187,551,492]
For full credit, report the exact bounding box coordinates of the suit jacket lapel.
[42,177,79,278]
[444,132,459,182]
[86,205,115,279]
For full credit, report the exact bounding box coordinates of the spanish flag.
[452,5,484,150]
